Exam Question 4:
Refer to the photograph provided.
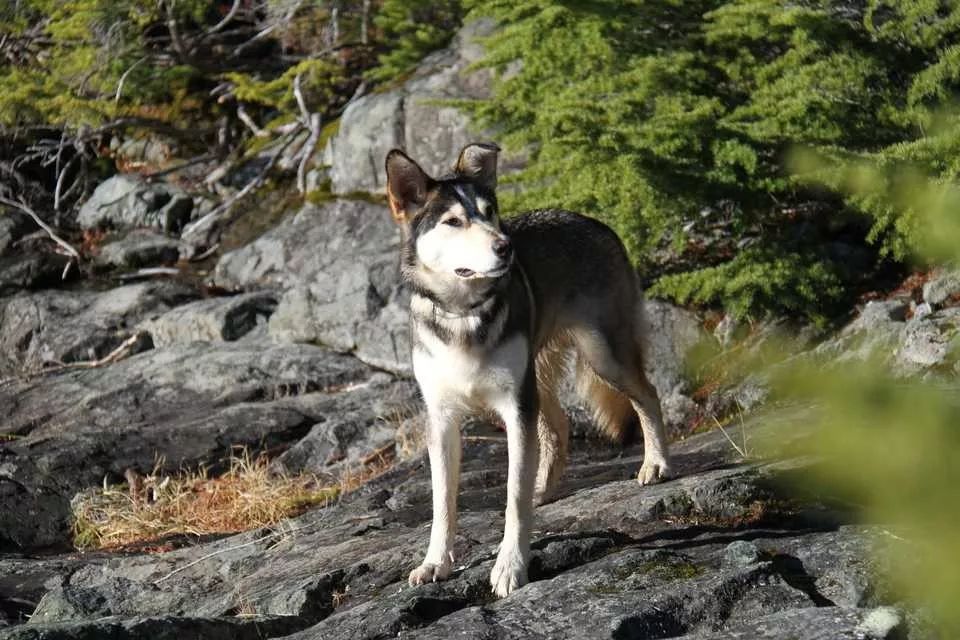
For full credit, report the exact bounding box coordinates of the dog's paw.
[637,456,672,486]
[408,560,452,587]
[490,545,529,597]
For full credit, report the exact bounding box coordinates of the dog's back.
[506,208,641,350]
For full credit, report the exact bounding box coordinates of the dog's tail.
[573,355,639,445]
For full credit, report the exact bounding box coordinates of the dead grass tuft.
[72,446,395,551]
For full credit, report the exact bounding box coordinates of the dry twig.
[0,196,80,277]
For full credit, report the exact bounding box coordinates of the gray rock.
[0,282,196,376]
[922,268,960,307]
[0,214,30,258]
[9,405,903,640]
[138,292,278,348]
[110,134,177,169]
[815,299,908,365]
[643,300,706,427]
[274,377,420,474]
[0,555,88,627]
[723,540,761,569]
[323,20,504,195]
[214,200,411,375]
[0,615,306,639]
[76,175,193,233]
[0,251,74,296]
[0,340,385,550]
[323,91,405,195]
[674,606,903,639]
[894,308,960,375]
[95,230,183,269]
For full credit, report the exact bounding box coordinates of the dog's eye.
[442,218,463,228]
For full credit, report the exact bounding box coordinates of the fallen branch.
[237,105,269,138]
[0,196,80,278]
[114,267,181,281]
[360,442,396,466]
[0,332,147,388]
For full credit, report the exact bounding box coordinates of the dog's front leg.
[490,377,539,597]
[409,404,462,586]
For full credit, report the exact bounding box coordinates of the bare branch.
[293,72,311,125]
[205,0,242,36]
[53,153,81,214]
[297,113,321,194]
[144,153,217,180]
[237,105,269,138]
[361,0,370,45]
[230,0,303,59]
[0,196,80,269]
[114,267,181,281]
[163,0,189,62]
[115,56,148,103]
[292,72,321,193]
[181,129,301,249]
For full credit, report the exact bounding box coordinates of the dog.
[384,142,672,597]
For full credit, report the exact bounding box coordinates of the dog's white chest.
[413,333,528,408]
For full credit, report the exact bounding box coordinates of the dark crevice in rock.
[636,524,842,553]
[528,532,634,582]
[404,596,474,626]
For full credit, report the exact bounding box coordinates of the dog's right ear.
[385,149,430,223]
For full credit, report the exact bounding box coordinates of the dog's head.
[385,143,512,293]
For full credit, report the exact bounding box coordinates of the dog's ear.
[385,149,431,223]
[455,142,500,190]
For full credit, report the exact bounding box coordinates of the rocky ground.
[1,20,958,640]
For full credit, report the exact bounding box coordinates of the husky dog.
[385,142,672,597]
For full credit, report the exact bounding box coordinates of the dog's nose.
[493,237,512,258]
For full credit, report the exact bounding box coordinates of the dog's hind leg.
[533,341,570,505]
[572,327,672,485]
[408,402,462,586]
[534,386,568,505]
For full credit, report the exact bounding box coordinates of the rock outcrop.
[76,175,194,233]
[1,413,906,639]
[214,199,411,375]
[321,19,521,195]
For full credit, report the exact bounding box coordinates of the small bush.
[464,0,960,321]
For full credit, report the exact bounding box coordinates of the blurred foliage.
[464,0,960,322]
[764,151,960,636]
[778,359,960,636]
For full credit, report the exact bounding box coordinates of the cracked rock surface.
[1,413,909,639]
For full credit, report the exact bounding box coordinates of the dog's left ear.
[385,149,431,223]
[455,142,500,190]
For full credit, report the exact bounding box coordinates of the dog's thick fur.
[385,143,672,597]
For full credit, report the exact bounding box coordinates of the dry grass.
[72,446,395,551]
